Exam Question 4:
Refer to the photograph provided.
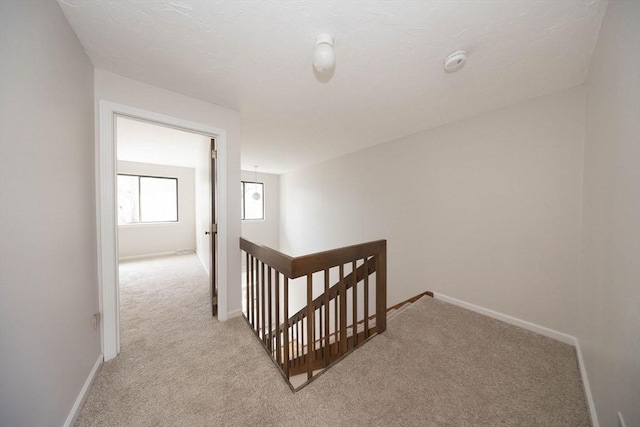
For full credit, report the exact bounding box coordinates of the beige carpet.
[76,254,590,426]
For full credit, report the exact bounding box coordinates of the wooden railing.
[240,238,387,389]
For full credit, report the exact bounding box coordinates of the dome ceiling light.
[312,34,335,73]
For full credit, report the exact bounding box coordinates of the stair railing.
[240,238,387,389]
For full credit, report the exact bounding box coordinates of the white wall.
[0,2,101,426]
[579,2,640,426]
[94,70,242,318]
[117,161,196,259]
[280,86,585,336]
[241,170,280,249]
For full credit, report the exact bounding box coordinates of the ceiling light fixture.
[313,34,335,73]
[444,50,467,73]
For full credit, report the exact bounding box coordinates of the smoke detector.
[444,50,467,73]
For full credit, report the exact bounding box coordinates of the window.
[117,174,178,224]
[241,181,264,220]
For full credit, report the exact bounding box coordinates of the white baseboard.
[118,251,176,261]
[618,412,627,427]
[433,293,576,344]
[433,293,598,427]
[575,338,599,427]
[63,354,103,427]
[227,308,243,319]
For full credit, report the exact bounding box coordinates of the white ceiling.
[116,116,209,168]
[59,0,607,174]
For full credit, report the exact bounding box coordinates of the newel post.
[375,241,387,333]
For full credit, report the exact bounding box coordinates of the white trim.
[433,293,575,344]
[227,308,243,319]
[575,339,599,427]
[63,354,103,427]
[433,293,599,426]
[98,101,229,361]
[617,412,626,427]
[118,251,177,261]
[98,102,120,361]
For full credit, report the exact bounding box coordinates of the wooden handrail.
[241,237,387,390]
[240,238,386,279]
[290,240,386,278]
[240,238,294,277]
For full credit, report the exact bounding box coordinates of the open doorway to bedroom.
[115,116,217,351]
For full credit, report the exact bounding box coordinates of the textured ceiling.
[59,0,607,174]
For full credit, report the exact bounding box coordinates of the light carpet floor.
[76,254,590,426]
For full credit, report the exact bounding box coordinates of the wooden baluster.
[352,260,358,348]
[247,255,252,327]
[261,262,266,344]
[245,252,249,320]
[247,255,251,327]
[253,257,257,332]
[364,256,369,339]
[251,257,258,331]
[306,274,314,380]
[324,268,330,366]
[257,257,261,334]
[297,318,301,364]
[268,267,272,352]
[283,277,289,376]
[257,260,262,337]
[376,247,387,334]
[316,305,324,359]
[255,257,259,333]
[339,264,347,354]
[275,273,281,367]
[332,290,340,358]
[317,298,322,361]
[255,259,260,335]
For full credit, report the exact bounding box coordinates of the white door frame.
[97,100,229,361]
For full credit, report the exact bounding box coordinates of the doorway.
[98,101,229,361]
[115,116,218,322]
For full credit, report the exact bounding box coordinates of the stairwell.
[240,238,389,390]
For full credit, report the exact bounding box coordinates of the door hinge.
[211,223,218,234]
[211,149,217,159]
